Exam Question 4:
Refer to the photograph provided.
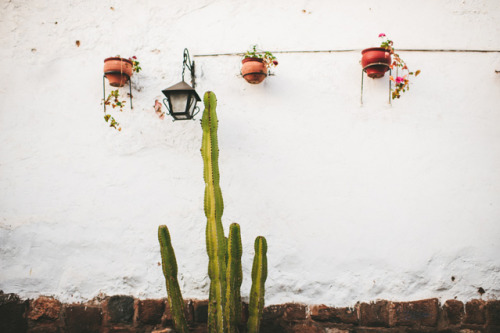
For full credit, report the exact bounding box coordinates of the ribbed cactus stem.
[247,236,268,333]
[201,91,227,333]
[158,225,189,333]
[225,223,243,333]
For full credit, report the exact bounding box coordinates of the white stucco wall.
[1,0,499,306]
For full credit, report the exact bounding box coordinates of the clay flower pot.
[361,48,392,79]
[241,58,268,84]
[104,57,133,87]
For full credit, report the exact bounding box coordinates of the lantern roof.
[161,81,201,101]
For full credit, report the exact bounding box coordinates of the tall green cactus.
[247,236,268,333]
[225,223,243,333]
[158,91,268,333]
[158,225,189,333]
[202,91,227,333]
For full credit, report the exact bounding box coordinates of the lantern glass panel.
[186,95,196,116]
[170,92,190,114]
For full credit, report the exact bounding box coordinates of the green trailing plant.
[378,33,421,99]
[129,55,141,73]
[244,45,278,68]
[102,56,140,131]
[158,91,268,333]
[102,89,125,130]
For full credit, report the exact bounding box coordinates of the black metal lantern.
[162,49,201,121]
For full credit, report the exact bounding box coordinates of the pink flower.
[395,76,404,84]
[273,60,278,66]
[378,33,386,37]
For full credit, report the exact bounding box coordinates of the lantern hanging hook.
[181,48,196,88]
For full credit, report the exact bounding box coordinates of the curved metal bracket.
[362,62,391,72]
[241,72,268,78]
[182,48,196,88]
[162,98,176,122]
[360,66,392,106]
[103,71,133,112]
[191,106,200,120]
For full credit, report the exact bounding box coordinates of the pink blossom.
[273,60,278,66]
[378,33,386,37]
[396,76,404,84]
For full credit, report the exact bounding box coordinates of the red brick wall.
[1,292,499,332]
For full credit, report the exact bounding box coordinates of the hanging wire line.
[192,48,500,57]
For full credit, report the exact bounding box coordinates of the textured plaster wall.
[1,0,500,306]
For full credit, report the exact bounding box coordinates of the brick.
[324,329,350,333]
[161,299,193,326]
[486,300,500,326]
[27,324,59,333]
[28,296,62,321]
[359,301,390,327]
[241,301,249,324]
[64,304,102,333]
[188,325,208,333]
[283,303,307,321]
[464,299,486,324]
[260,322,286,333]
[443,299,464,325]
[353,329,401,333]
[261,305,287,333]
[263,304,286,321]
[137,299,164,325]
[105,327,137,333]
[310,305,357,324]
[193,300,208,323]
[390,298,439,327]
[106,296,134,324]
[184,299,195,323]
[290,322,325,332]
[0,292,28,333]
[161,301,173,326]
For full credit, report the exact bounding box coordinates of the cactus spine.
[202,91,227,333]
[247,236,268,333]
[225,223,243,333]
[158,225,189,333]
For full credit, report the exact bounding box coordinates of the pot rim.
[361,47,390,55]
[104,57,133,64]
[242,57,265,64]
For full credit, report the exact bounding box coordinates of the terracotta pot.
[361,48,391,79]
[104,57,133,87]
[241,58,268,84]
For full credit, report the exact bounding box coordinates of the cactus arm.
[201,91,227,333]
[225,223,243,333]
[247,236,268,333]
[158,225,189,333]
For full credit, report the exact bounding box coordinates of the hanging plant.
[102,56,141,130]
[378,34,421,99]
[241,45,278,84]
[103,56,141,87]
[362,34,421,99]
[102,89,126,130]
